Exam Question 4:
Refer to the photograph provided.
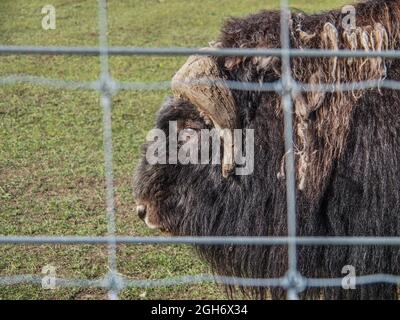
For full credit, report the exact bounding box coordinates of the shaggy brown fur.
[217,0,400,200]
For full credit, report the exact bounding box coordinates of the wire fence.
[0,0,400,300]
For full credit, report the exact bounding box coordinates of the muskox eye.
[179,128,198,143]
[182,128,197,136]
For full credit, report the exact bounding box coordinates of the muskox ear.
[171,53,239,178]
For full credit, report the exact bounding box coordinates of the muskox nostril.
[136,205,147,220]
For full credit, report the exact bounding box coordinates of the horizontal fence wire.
[1,236,400,246]
[1,273,400,291]
[3,75,400,93]
[2,45,400,58]
[1,0,400,299]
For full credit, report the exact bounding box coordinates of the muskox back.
[133,0,400,299]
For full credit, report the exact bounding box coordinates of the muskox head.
[133,54,262,235]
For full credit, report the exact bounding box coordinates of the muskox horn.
[171,54,238,178]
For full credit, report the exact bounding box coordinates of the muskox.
[133,0,400,299]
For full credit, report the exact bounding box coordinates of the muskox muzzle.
[136,204,147,221]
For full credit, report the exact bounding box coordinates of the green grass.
[0,0,350,300]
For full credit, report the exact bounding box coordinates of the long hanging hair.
[217,0,400,201]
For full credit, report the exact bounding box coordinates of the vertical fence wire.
[98,0,119,300]
[279,0,300,300]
